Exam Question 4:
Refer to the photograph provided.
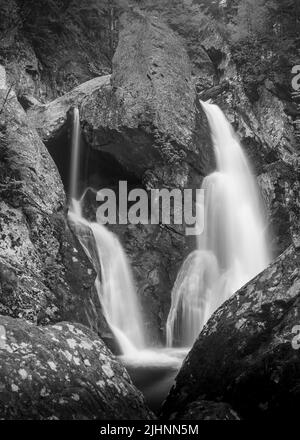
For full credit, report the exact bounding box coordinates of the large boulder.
[0,78,110,340]
[161,244,300,419]
[81,9,214,181]
[0,315,153,420]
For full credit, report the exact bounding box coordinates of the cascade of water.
[67,110,145,355]
[166,101,271,347]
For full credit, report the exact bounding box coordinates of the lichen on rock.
[0,315,154,420]
[0,75,111,340]
[161,244,300,419]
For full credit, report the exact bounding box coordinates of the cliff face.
[0,0,113,101]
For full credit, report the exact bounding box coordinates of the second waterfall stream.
[166,100,271,347]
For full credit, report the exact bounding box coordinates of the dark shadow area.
[45,116,142,205]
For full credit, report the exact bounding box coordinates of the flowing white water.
[69,108,81,200]
[166,101,271,347]
[67,110,145,354]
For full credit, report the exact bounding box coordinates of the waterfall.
[166,101,271,347]
[68,109,145,354]
[69,108,81,200]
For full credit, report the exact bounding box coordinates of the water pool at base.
[119,348,189,413]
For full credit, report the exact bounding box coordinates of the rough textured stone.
[0,0,112,102]
[0,81,110,340]
[0,315,153,420]
[81,9,214,181]
[161,244,300,420]
[258,160,300,251]
[28,75,111,143]
[178,400,240,421]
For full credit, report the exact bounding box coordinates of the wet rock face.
[0,83,110,339]
[0,315,153,420]
[161,244,300,420]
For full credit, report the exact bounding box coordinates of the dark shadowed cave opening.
[45,118,142,208]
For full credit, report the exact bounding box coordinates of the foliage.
[0,84,14,116]
[225,0,299,101]
[0,1,20,36]
[15,0,130,66]
[142,0,213,34]
[138,0,227,65]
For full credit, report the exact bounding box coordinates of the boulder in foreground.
[162,244,300,419]
[0,315,153,420]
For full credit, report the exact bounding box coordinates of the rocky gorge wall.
[0,0,299,420]
[2,1,298,346]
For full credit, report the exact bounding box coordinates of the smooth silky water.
[67,102,272,412]
[67,103,271,412]
[67,108,187,413]
[166,101,271,347]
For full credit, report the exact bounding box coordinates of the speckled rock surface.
[0,81,110,339]
[161,244,300,419]
[0,315,154,420]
